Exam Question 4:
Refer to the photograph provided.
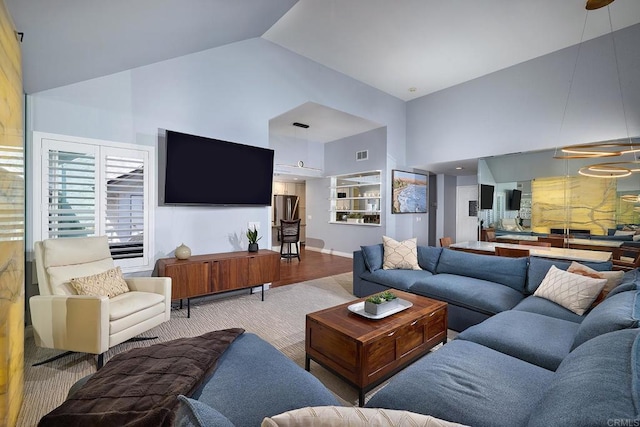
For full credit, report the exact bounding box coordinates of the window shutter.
[103,153,145,260]
[36,134,153,272]
[44,143,97,239]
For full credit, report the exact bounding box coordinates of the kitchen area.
[272,181,306,247]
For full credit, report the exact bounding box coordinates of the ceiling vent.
[356,150,369,161]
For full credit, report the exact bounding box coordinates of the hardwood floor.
[271,245,353,287]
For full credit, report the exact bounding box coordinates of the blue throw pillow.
[572,290,639,350]
[361,244,384,272]
[175,395,235,427]
[417,246,442,273]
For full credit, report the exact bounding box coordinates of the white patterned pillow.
[534,265,607,315]
[261,406,469,427]
[382,236,421,270]
[70,266,130,298]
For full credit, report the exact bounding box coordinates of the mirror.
[478,137,640,240]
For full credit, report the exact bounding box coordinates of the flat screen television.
[479,184,494,210]
[509,189,522,211]
[159,130,274,206]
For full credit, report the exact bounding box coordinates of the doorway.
[456,185,479,243]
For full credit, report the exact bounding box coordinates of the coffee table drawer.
[364,309,444,379]
[425,306,447,346]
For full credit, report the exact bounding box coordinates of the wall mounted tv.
[159,130,274,206]
[509,189,522,211]
[479,184,494,210]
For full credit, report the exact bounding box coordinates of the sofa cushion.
[70,266,130,298]
[365,340,554,427]
[512,296,584,323]
[410,274,524,315]
[109,291,165,322]
[571,290,640,350]
[175,395,234,427]
[435,248,528,293]
[360,244,384,272]
[360,269,433,291]
[457,310,579,371]
[382,236,420,270]
[592,234,634,241]
[261,406,468,427]
[417,245,442,273]
[192,333,339,427]
[534,266,606,315]
[526,257,612,294]
[528,329,640,427]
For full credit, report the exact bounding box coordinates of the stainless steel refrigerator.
[273,195,299,225]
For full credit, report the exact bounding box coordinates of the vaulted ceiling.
[8,0,640,98]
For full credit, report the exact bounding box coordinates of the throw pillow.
[567,261,624,304]
[70,266,130,298]
[175,395,234,427]
[261,406,468,427]
[382,236,421,270]
[534,265,607,315]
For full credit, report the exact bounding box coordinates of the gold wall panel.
[532,175,616,236]
[0,1,24,426]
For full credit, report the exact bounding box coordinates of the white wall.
[406,23,640,168]
[26,37,406,270]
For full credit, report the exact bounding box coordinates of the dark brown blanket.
[38,328,245,427]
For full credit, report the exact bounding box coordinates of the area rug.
[18,273,453,426]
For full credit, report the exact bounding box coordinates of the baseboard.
[304,246,353,258]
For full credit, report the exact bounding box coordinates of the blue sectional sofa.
[353,245,612,331]
[64,332,341,427]
[366,270,640,426]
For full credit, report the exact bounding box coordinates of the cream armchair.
[30,236,171,368]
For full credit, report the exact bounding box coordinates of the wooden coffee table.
[305,290,447,406]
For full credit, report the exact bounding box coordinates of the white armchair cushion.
[43,235,112,266]
[70,266,130,298]
[109,292,165,321]
[47,258,115,295]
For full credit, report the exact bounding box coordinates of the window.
[32,132,154,272]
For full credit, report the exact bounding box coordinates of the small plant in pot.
[364,290,399,315]
[246,226,261,252]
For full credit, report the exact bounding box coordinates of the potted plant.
[364,290,399,315]
[246,226,261,252]
[347,213,363,224]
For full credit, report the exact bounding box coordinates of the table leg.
[358,390,365,407]
[305,355,310,371]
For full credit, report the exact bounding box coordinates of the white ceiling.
[7,0,640,176]
[265,0,640,101]
[270,102,382,144]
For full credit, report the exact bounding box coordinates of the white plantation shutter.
[35,133,153,272]
[102,148,146,263]
[44,143,97,239]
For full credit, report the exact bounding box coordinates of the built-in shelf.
[329,170,382,226]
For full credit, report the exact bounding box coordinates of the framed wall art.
[391,170,428,214]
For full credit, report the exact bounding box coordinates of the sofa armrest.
[126,277,172,320]
[29,294,109,354]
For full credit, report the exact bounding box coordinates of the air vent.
[355,150,368,161]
